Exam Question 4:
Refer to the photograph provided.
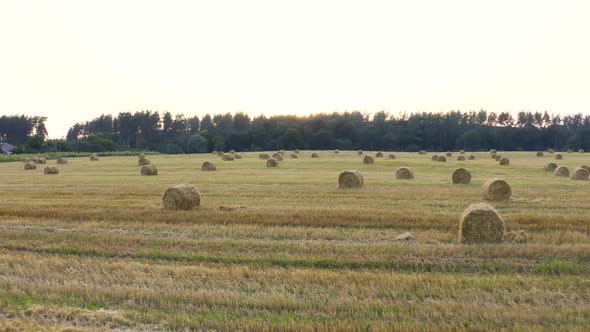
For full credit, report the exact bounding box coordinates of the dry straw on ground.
[140,164,158,176]
[544,162,558,172]
[499,157,509,165]
[24,162,36,170]
[363,155,374,164]
[311,153,319,158]
[201,161,216,171]
[221,154,234,161]
[436,155,447,162]
[451,168,471,184]
[537,151,544,157]
[375,152,383,157]
[459,203,506,244]
[505,230,528,243]
[338,170,364,189]
[554,166,570,177]
[57,158,67,164]
[481,178,511,201]
[395,166,414,179]
[457,155,465,161]
[555,154,563,160]
[388,154,396,159]
[431,155,438,161]
[266,158,278,167]
[571,167,589,180]
[468,154,476,160]
[258,153,270,160]
[44,166,59,175]
[138,158,150,166]
[163,184,201,210]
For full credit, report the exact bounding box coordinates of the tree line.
[3,110,590,153]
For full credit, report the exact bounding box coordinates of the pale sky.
[1,0,589,138]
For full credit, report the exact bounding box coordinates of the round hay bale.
[578,149,584,153]
[140,164,158,176]
[431,155,438,161]
[35,158,47,164]
[580,165,590,173]
[90,153,98,157]
[272,153,283,161]
[138,153,146,159]
[536,151,544,157]
[259,153,271,160]
[388,154,396,159]
[57,158,67,164]
[233,153,242,159]
[445,152,452,157]
[357,150,363,155]
[290,153,298,159]
[418,150,427,155]
[548,148,555,153]
[44,166,59,175]
[468,154,476,160]
[294,149,300,154]
[490,153,497,159]
[555,154,563,160]
[266,158,278,167]
[212,150,218,155]
[201,161,216,171]
[138,158,150,166]
[457,155,465,161]
[375,152,383,158]
[334,149,339,154]
[163,184,201,210]
[459,203,506,244]
[90,155,99,161]
[489,149,497,154]
[363,155,374,164]
[481,178,511,201]
[221,153,234,161]
[459,150,465,154]
[499,157,509,166]
[229,149,236,154]
[395,167,414,180]
[24,162,37,170]
[338,170,364,189]
[452,168,471,184]
[311,153,319,158]
[544,162,558,171]
[436,155,447,162]
[494,155,503,162]
[571,167,589,180]
[554,166,569,177]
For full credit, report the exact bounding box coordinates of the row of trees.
[4,110,590,153]
[0,115,47,145]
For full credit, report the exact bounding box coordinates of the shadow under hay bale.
[395,167,414,179]
[452,168,471,184]
[163,184,201,210]
[459,203,505,244]
[140,164,158,176]
[201,161,216,171]
[338,170,364,189]
[363,155,374,164]
[481,178,511,201]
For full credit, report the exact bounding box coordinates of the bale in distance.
[35,158,47,164]
[201,161,216,171]
[233,153,242,159]
[431,155,438,161]
[436,155,447,162]
[375,152,383,158]
[536,151,544,157]
[468,154,476,160]
[259,153,271,160]
[24,162,37,170]
[138,158,150,166]
[499,157,510,166]
[445,152,452,157]
[140,164,158,176]
[229,149,236,154]
[212,150,218,155]
[90,155,99,161]
[388,154,396,159]
[57,158,67,165]
[544,162,558,172]
[138,153,146,159]
[567,149,573,153]
[334,149,339,154]
[272,153,283,161]
[217,151,224,157]
[221,154,234,161]
[163,184,201,210]
[266,158,278,167]
[363,155,374,164]
[294,149,300,154]
[279,150,285,155]
[290,153,298,159]
[418,150,427,155]
[311,153,319,158]
[338,170,364,189]
[579,149,585,153]
[452,168,471,184]
[459,150,465,154]
[548,148,555,153]
[490,153,497,159]
[555,154,563,160]
[457,155,465,161]
[459,203,506,244]
[481,178,511,201]
[44,166,59,175]
[395,167,414,180]
[554,166,570,177]
[357,150,363,155]
[490,149,497,154]
[571,167,589,180]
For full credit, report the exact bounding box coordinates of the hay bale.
[459,203,505,244]
[35,158,47,164]
[311,153,319,158]
[388,154,396,159]
[229,149,236,154]
[363,155,374,164]
[481,178,511,201]
[555,154,563,160]
[580,165,590,173]
[338,170,364,189]
[436,155,447,162]
[44,166,59,175]
[490,153,497,159]
[457,155,465,161]
[459,150,465,154]
[259,153,271,160]
[395,167,414,180]
[490,149,497,154]
[138,153,146,159]
[505,230,528,243]
[499,157,509,166]
[294,149,300,154]
[418,150,427,155]
[495,155,503,162]
[548,148,555,153]
[468,154,476,160]
[163,184,201,210]
[233,153,242,159]
[536,151,544,157]
[217,151,224,157]
[90,155,99,161]
[201,161,216,171]
[571,167,589,180]
[445,152,452,157]
[57,158,67,164]
[138,158,150,166]
[140,164,158,176]
[266,158,278,167]
[212,150,218,155]
[554,166,570,177]
[24,162,37,170]
[221,154,234,161]
[544,162,558,171]
[357,150,363,155]
[375,152,383,158]
[290,153,298,159]
[272,153,283,161]
[431,155,438,161]
[334,149,339,154]
[452,168,471,184]
[579,149,584,153]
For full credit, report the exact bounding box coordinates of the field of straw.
[0,151,588,331]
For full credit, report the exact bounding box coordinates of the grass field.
[0,151,588,331]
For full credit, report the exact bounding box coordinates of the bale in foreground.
[481,178,511,201]
[338,171,364,189]
[571,167,588,180]
[44,166,59,175]
[452,168,471,184]
[140,164,158,176]
[201,161,216,171]
[395,167,414,179]
[459,203,506,244]
[554,166,570,177]
[266,158,278,167]
[163,184,201,210]
[363,155,374,164]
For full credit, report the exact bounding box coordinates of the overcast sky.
[1,0,589,138]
